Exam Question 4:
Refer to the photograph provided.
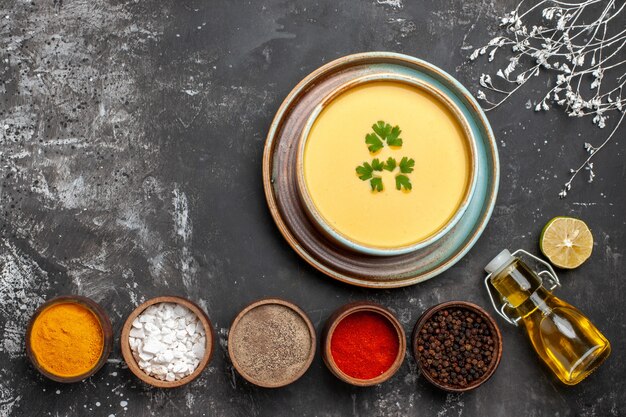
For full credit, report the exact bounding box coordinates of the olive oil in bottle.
[484,250,611,385]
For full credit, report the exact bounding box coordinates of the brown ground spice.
[230,304,312,385]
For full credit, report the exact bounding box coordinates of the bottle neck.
[513,287,553,320]
[490,257,553,320]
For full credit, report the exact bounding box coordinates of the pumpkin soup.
[302,80,473,250]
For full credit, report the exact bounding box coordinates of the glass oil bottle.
[484,249,611,385]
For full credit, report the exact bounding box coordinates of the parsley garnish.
[365,133,384,153]
[365,121,403,153]
[399,156,415,174]
[383,157,396,171]
[396,174,412,191]
[386,125,403,147]
[370,177,383,192]
[371,158,384,171]
[356,121,414,192]
[356,161,384,191]
[356,162,374,180]
[372,121,392,141]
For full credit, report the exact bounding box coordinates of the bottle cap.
[485,249,514,274]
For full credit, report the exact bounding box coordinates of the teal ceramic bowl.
[295,73,478,256]
[263,52,500,288]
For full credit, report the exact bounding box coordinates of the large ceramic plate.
[262,52,499,288]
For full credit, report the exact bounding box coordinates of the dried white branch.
[470,0,626,197]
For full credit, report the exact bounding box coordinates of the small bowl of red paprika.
[321,301,406,386]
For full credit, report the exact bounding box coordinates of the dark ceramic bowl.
[411,300,502,392]
[321,301,406,386]
[26,295,113,383]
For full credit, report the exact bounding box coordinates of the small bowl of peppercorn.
[412,301,502,392]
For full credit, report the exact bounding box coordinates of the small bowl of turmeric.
[26,295,113,383]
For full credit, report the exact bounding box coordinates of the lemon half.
[540,217,593,269]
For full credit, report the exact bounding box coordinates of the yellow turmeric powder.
[30,302,104,377]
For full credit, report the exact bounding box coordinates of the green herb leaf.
[395,174,412,191]
[372,121,392,140]
[365,133,384,153]
[357,122,413,193]
[371,158,384,171]
[356,162,374,180]
[370,177,383,192]
[383,157,397,171]
[399,157,415,174]
[386,125,403,147]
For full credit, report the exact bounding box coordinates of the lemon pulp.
[540,217,593,269]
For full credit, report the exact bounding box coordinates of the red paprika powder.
[330,311,399,379]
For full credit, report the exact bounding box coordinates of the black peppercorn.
[416,307,496,389]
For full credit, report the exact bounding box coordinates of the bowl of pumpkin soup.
[296,74,478,256]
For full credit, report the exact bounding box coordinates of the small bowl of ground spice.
[228,298,316,388]
[26,295,113,383]
[322,302,406,386]
[412,301,502,392]
[121,296,214,388]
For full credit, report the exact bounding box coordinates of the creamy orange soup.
[303,81,472,249]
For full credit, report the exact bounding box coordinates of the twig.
[470,0,626,197]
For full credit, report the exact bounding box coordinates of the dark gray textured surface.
[0,0,624,416]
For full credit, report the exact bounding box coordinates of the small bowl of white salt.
[121,296,214,388]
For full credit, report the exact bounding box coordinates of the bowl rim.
[411,300,503,392]
[120,295,215,388]
[295,72,479,256]
[227,297,317,388]
[25,295,113,383]
[321,301,407,386]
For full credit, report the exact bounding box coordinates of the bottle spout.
[485,249,514,274]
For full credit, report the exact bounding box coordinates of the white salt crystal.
[128,302,206,382]
[142,339,163,354]
[162,350,174,363]
[138,315,153,323]
[192,342,204,358]
[129,327,145,338]
[129,337,139,349]
[145,305,159,315]
[162,333,175,345]
[144,322,159,334]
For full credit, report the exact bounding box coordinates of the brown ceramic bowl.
[321,301,406,386]
[411,301,502,392]
[228,298,316,388]
[26,295,113,383]
[120,296,214,388]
